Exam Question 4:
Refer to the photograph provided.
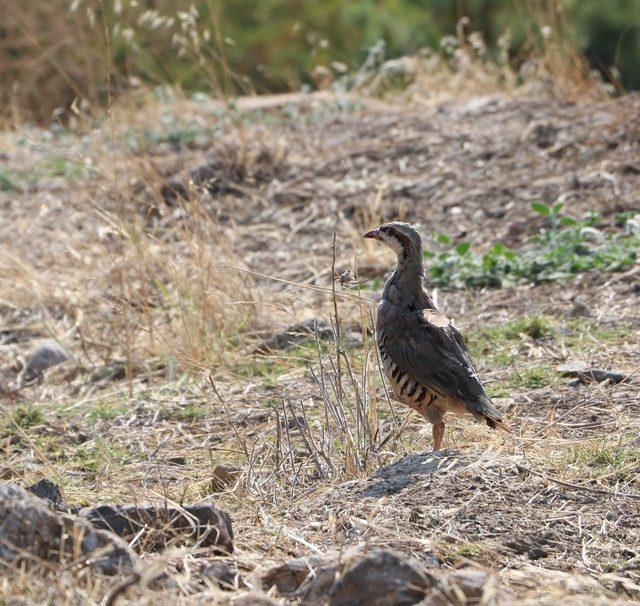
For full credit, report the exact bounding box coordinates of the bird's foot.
[432,422,445,451]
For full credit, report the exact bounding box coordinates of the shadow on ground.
[362,449,462,497]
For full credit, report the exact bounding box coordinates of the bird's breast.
[376,328,433,410]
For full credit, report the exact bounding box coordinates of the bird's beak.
[363,228,380,239]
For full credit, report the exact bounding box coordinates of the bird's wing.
[384,308,502,421]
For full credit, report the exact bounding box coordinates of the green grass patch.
[485,366,555,396]
[468,315,553,368]
[514,366,554,389]
[456,542,481,558]
[71,441,130,476]
[422,204,638,289]
[37,154,90,180]
[566,442,640,482]
[8,405,45,431]
[123,112,221,152]
[481,315,554,342]
[166,403,208,422]
[88,401,130,421]
[564,318,630,344]
[485,381,511,398]
[0,166,21,191]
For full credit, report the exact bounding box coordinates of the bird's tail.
[486,417,513,433]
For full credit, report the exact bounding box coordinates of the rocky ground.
[0,88,639,604]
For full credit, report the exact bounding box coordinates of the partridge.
[364,222,509,450]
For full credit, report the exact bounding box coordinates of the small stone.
[254,319,333,353]
[22,339,71,381]
[261,556,330,595]
[557,362,626,384]
[210,464,241,492]
[527,547,548,560]
[26,479,68,512]
[605,510,619,521]
[569,301,590,317]
[168,456,187,465]
[296,563,338,604]
[202,560,239,590]
[280,415,307,431]
[521,120,558,148]
[505,540,527,555]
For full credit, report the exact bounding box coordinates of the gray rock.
[558,362,627,384]
[210,464,241,492]
[296,562,339,604]
[527,547,548,560]
[0,482,134,574]
[26,479,68,512]
[202,560,239,590]
[261,556,332,595]
[23,339,70,381]
[329,548,435,606]
[79,502,234,554]
[521,120,559,148]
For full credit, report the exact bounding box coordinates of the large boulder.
[329,548,436,606]
[79,502,234,554]
[0,482,134,574]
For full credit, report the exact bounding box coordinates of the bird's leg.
[432,422,445,451]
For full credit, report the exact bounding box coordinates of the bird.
[363,221,510,450]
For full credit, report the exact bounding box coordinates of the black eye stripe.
[381,225,415,249]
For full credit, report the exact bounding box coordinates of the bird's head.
[363,221,423,259]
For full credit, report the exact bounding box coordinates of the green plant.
[10,405,44,430]
[566,442,640,482]
[167,404,208,422]
[423,204,638,289]
[468,315,552,368]
[88,402,130,421]
[484,316,554,341]
[515,366,554,389]
[456,542,481,558]
[0,167,20,192]
[72,441,129,476]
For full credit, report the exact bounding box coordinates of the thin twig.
[516,464,640,501]
[331,232,344,401]
[102,572,141,606]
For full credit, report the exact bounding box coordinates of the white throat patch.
[379,232,405,255]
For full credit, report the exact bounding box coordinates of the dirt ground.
[0,88,639,604]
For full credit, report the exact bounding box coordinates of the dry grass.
[0,86,639,604]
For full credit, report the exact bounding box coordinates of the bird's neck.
[396,253,424,284]
[384,250,435,309]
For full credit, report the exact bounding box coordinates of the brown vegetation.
[0,78,639,603]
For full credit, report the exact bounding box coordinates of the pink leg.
[432,422,445,451]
